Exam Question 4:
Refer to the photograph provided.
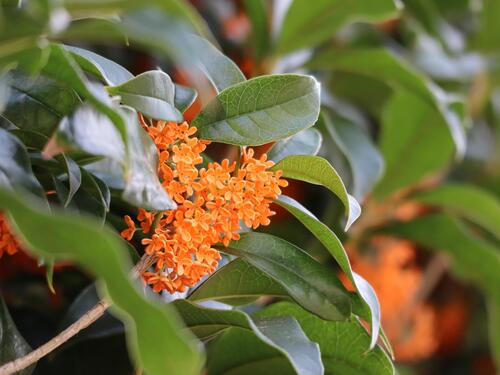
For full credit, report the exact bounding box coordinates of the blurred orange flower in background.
[0,213,20,259]
[345,237,438,362]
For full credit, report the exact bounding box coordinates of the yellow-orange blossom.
[121,117,288,293]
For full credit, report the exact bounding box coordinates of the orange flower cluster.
[121,118,287,293]
[0,213,20,258]
[344,237,437,362]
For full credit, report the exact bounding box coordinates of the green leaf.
[120,106,177,211]
[193,74,320,146]
[270,155,360,230]
[381,214,500,294]
[220,232,351,321]
[55,103,126,162]
[321,112,384,200]
[119,11,237,92]
[189,259,287,304]
[65,45,134,86]
[174,300,323,375]
[107,71,183,122]
[413,184,500,241]
[174,84,197,113]
[0,298,34,375]
[474,0,500,51]
[274,195,381,349]
[186,35,246,93]
[375,91,455,197]
[0,188,203,375]
[244,0,270,61]
[207,329,296,375]
[258,302,395,375]
[41,43,128,143]
[307,48,466,161]
[0,128,46,200]
[277,0,400,54]
[66,45,197,114]
[59,154,82,207]
[1,70,80,136]
[267,128,322,162]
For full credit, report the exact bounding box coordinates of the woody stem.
[0,254,155,375]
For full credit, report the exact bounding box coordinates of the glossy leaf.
[220,232,351,321]
[107,71,183,122]
[258,302,395,375]
[277,0,400,53]
[193,74,320,146]
[0,188,202,375]
[270,155,361,230]
[275,195,381,349]
[65,45,134,86]
[375,91,455,197]
[413,184,500,240]
[1,71,80,136]
[322,113,384,200]
[0,128,46,200]
[41,43,128,141]
[267,128,322,162]
[307,48,466,161]
[0,298,33,375]
[189,259,287,304]
[174,300,323,375]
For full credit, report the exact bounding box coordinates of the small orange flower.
[122,119,287,293]
[0,213,20,258]
[120,215,136,241]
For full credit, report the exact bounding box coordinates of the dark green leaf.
[174,300,323,375]
[0,188,203,375]
[274,195,381,349]
[193,74,320,146]
[413,184,500,240]
[270,155,360,230]
[267,128,322,162]
[207,329,296,375]
[0,128,46,200]
[60,154,82,207]
[188,259,288,304]
[0,298,34,375]
[1,70,80,136]
[258,302,395,375]
[220,232,351,321]
[277,0,400,53]
[107,71,183,122]
[322,112,384,200]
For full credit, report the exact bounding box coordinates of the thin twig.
[0,254,155,375]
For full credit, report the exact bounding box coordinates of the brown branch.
[0,254,155,375]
